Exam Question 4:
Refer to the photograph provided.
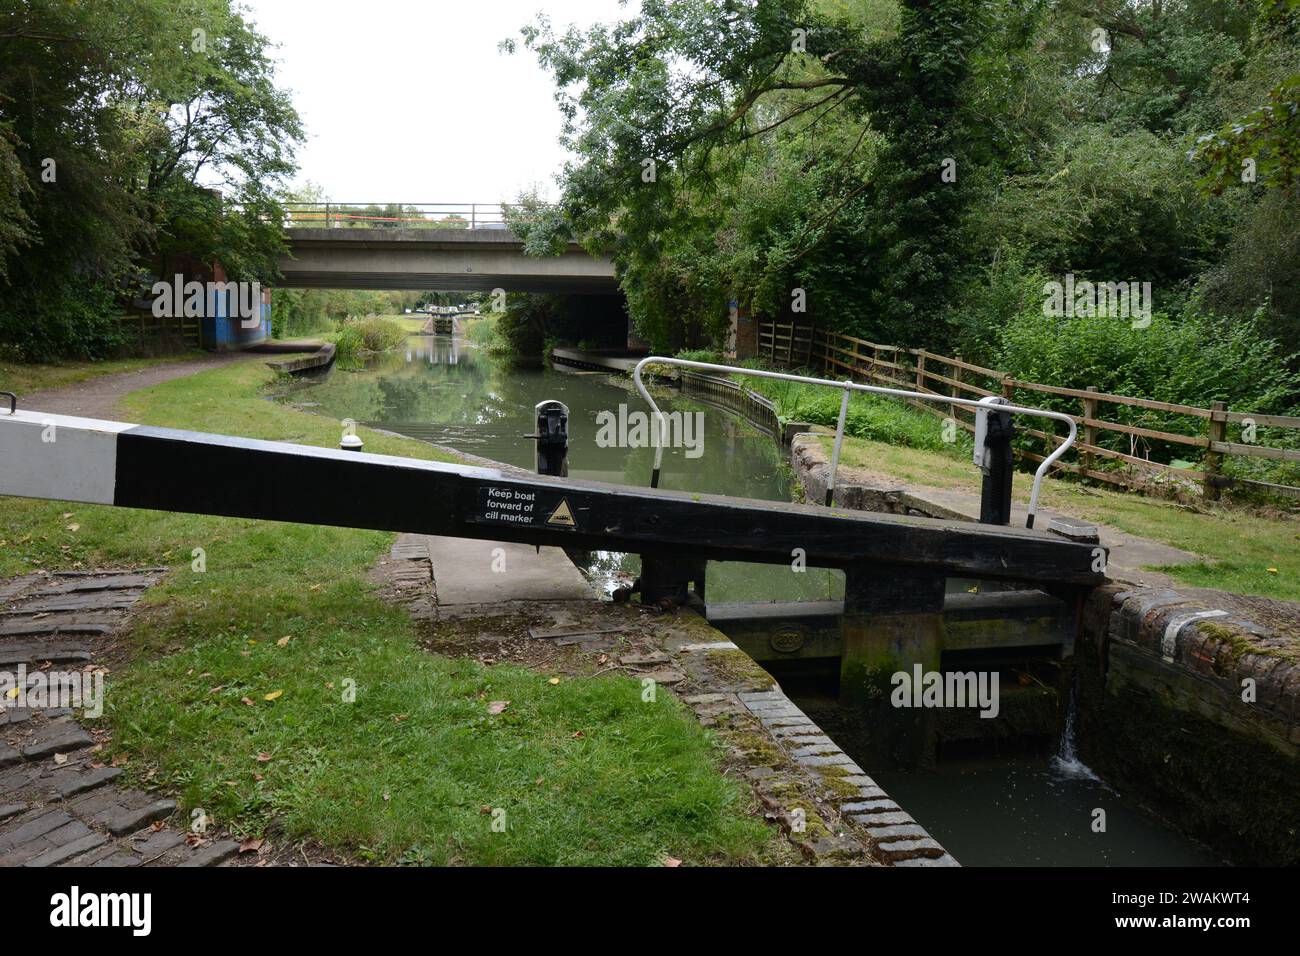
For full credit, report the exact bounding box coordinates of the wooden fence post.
[1082,386,1098,477]
[915,350,926,391]
[1205,400,1227,501]
[850,339,861,381]
[950,355,963,425]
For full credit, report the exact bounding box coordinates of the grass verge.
[0,350,204,395]
[0,358,776,864]
[823,434,1300,602]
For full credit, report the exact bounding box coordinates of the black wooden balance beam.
[0,410,1107,587]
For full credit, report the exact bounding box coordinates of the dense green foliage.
[0,0,302,360]
[494,292,629,356]
[331,316,409,364]
[511,0,1300,408]
[739,366,972,453]
[271,289,422,339]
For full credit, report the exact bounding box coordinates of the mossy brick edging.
[657,625,958,867]
[1075,582,1300,864]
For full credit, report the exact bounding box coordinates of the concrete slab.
[424,536,597,605]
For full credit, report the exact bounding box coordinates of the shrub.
[996,305,1300,477]
[0,277,128,362]
[737,369,968,455]
[332,316,407,363]
[675,348,724,364]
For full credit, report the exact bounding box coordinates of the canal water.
[280,332,1223,866]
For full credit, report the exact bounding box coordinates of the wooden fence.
[757,320,1300,501]
[116,311,202,350]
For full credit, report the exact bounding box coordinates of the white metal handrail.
[631,357,1079,530]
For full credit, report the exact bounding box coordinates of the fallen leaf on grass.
[571,731,584,739]
[239,838,263,854]
[255,752,273,762]
[663,857,682,867]
[547,677,561,685]
[487,700,510,715]
[240,697,254,706]
[263,690,284,702]
[276,636,292,647]
[65,524,79,532]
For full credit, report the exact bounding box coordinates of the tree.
[0,0,302,359]
[510,0,992,348]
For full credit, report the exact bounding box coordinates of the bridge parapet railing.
[633,356,1078,530]
[279,202,551,231]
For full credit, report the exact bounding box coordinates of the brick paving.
[0,570,241,868]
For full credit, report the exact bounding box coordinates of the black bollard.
[975,397,1015,525]
[533,400,569,478]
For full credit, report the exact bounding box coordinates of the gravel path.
[17,353,246,420]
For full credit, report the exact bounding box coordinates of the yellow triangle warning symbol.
[546,497,577,527]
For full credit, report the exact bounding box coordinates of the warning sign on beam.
[477,485,579,530]
[546,498,576,527]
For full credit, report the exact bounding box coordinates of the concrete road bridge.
[274,202,617,293]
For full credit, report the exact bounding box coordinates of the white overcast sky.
[238,0,634,202]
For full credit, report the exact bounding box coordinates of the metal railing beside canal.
[632,357,1079,530]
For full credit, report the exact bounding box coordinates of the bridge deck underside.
[277,228,619,293]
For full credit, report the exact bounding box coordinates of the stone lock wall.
[1076,584,1300,865]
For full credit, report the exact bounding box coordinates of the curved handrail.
[632,357,1078,530]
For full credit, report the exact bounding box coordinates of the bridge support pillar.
[839,567,945,767]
